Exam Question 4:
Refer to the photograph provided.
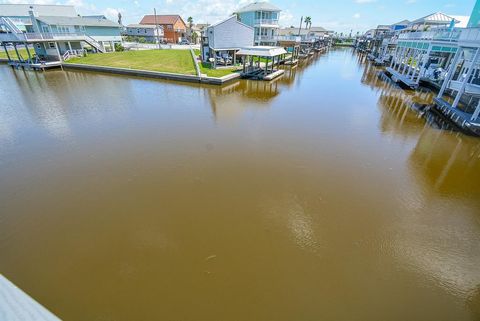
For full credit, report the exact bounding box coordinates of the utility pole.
[298,16,303,36]
[154,8,161,50]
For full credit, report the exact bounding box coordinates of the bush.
[115,43,125,52]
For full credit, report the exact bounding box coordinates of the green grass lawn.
[0,48,32,60]
[67,49,197,75]
[199,62,239,77]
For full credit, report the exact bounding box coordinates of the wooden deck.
[432,98,480,136]
[385,67,418,89]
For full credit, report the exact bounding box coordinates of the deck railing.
[256,35,277,41]
[458,28,480,45]
[398,29,461,42]
[254,19,279,26]
[276,35,302,42]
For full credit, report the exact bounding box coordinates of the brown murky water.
[1,48,480,321]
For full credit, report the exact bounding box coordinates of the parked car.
[179,39,190,45]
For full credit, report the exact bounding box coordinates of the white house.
[126,24,164,42]
[201,15,254,68]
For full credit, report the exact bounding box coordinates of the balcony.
[276,35,301,43]
[398,28,461,42]
[254,19,279,27]
[458,28,480,46]
[0,31,92,42]
[255,35,277,42]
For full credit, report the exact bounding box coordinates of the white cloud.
[354,0,376,3]
[103,7,124,21]
[353,13,361,19]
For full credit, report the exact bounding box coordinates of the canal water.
[1,48,479,321]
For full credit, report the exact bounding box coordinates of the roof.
[236,46,287,57]
[392,19,410,26]
[0,4,77,17]
[278,26,327,36]
[83,15,107,19]
[410,12,459,25]
[127,24,162,29]
[235,2,281,13]
[139,15,185,26]
[208,15,253,30]
[450,15,470,28]
[36,16,120,28]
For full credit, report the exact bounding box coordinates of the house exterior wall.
[208,16,254,50]
[238,12,255,26]
[159,20,187,43]
[236,10,280,45]
[468,0,480,28]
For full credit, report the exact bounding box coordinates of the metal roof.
[0,4,77,17]
[235,2,281,13]
[236,46,287,57]
[208,15,253,30]
[410,12,459,25]
[37,16,120,27]
[127,24,162,29]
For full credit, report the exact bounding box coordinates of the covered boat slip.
[0,274,61,321]
[237,46,287,80]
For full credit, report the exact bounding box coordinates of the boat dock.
[0,274,61,321]
[237,46,287,81]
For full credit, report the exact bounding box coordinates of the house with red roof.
[139,14,187,43]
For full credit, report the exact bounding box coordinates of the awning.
[236,46,287,57]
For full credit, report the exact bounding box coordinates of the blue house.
[0,4,121,64]
[234,2,281,46]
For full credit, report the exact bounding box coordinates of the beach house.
[139,15,187,44]
[0,4,122,64]
[201,15,254,68]
[234,2,281,46]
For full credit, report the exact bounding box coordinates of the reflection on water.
[0,49,479,321]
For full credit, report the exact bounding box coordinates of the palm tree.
[304,16,312,31]
[187,16,193,42]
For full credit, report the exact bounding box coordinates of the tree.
[192,31,198,44]
[304,16,312,30]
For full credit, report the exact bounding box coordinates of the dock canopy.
[237,46,287,57]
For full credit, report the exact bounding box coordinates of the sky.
[0,0,476,33]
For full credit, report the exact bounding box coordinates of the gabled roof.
[127,24,163,29]
[208,15,253,30]
[309,26,327,32]
[235,2,281,13]
[36,16,120,27]
[410,12,459,25]
[0,4,77,17]
[392,19,410,26]
[139,14,185,26]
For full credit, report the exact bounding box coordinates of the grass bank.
[192,49,239,78]
[67,50,197,75]
[0,48,31,60]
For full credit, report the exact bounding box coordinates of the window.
[167,25,173,29]
[48,42,56,49]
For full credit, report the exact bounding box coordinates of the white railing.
[276,35,301,42]
[256,35,277,41]
[398,29,461,42]
[24,32,87,41]
[0,33,22,42]
[459,28,480,45]
[254,19,279,26]
[63,49,86,61]
[382,37,398,46]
